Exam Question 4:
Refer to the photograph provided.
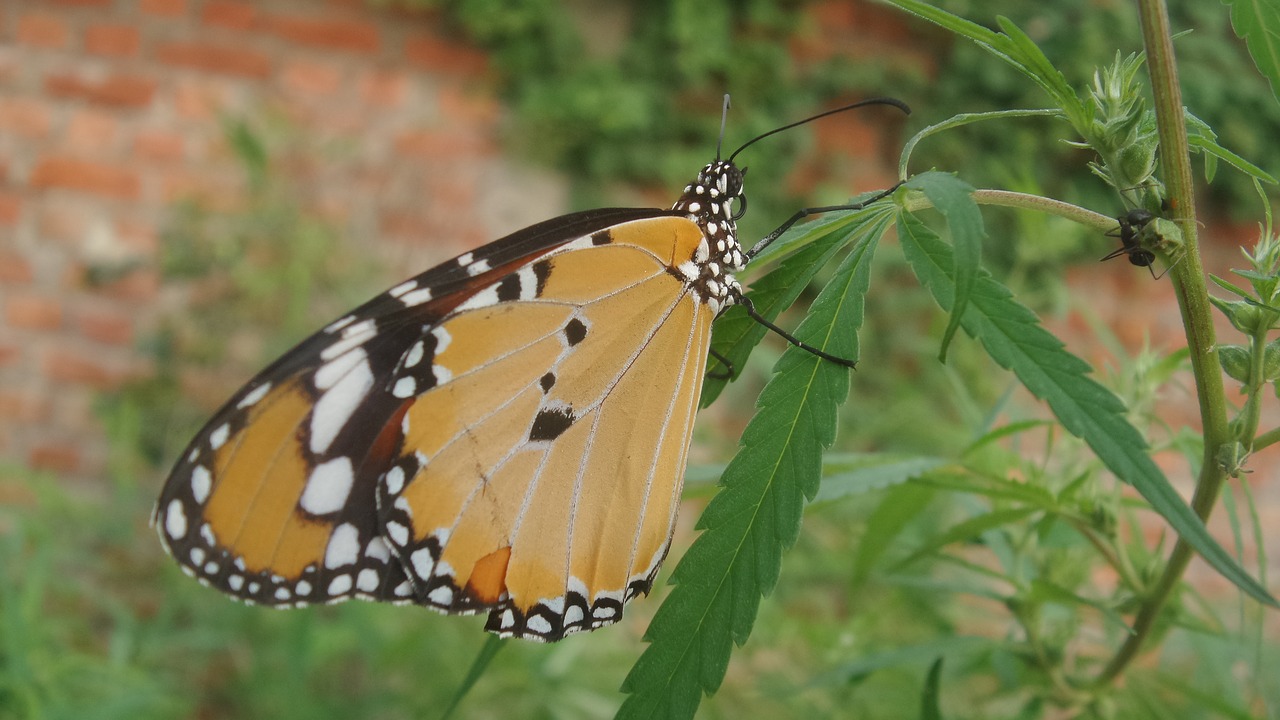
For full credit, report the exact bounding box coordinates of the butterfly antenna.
[728,97,910,162]
[716,94,731,160]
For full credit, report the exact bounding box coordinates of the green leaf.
[439,636,506,720]
[898,109,1062,178]
[896,210,1278,607]
[1185,110,1277,183]
[906,172,986,361]
[618,216,889,720]
[896,507,1041,569]
[814,453,947,502]
[920,658,945,720]
[700,205,892,406]
[816,636,994,686]
[879,1,1088,128]
[1221,0,1280,107]
[852,482,937,584]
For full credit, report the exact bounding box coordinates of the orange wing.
[377,216,715,640]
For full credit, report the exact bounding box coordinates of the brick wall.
[1,0,568,480]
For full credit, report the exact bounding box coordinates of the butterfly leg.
[745,181,904,258]
[734,293,856,369]
[707,348,736,380]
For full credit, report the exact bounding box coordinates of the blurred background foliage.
[3,0,1277,718]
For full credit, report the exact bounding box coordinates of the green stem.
[1089,0,1232,689]
[903,189,1115,231]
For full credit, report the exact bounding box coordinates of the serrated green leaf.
[906,172,985,361]
[896,211,1278,607]
[700,206,893,406]
[897,507,1040,569]
[815,454,946,502]
[618,218,888,720]
[1222,0,1280,107]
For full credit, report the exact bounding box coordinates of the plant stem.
[1089,0,1232,689]
[902,189,1115,231]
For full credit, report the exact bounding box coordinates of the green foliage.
[620,210,890,719]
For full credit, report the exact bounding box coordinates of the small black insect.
[1102,208,1158,276]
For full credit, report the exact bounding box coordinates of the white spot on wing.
[410,548,435,580]
[365,537,391,561]
[383,465,405,494]
[428,585,453,605]
[457,252,474,266]
[325,315,355,333]
[432,326,451,353]
[237,382,271,408]
[310,357,373,454]
[328,575,353,596]
[400,287,434,306]
[456,286,501,311]
[320,319,376,361]
[392,377,417,398]
[314,347,367,391]
[300,457,356,516]
[385,521,409,547]
[165,499,187,539]
[356,568,380,592]
[466,258,491,276]
[209,423,230,450]
[389,280,417,298]
[528,615,553,635]
[403,340,425,368]
[190,465,212,504]
[325,522,361,568]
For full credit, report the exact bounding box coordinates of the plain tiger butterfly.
[154,96,910,641]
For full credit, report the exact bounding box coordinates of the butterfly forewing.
[155,208,675,607]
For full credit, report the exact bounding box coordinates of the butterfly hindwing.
[377,216,716,640]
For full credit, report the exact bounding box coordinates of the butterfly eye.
[732,194,747,221]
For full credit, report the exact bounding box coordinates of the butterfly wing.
[154,207,677,607]
[376,216,717,640]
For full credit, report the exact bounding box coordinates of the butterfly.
[154,96,909,641]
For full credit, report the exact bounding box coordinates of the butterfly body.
[156,161,748,641]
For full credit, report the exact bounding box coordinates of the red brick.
[265,14,380,54]
[0,97,54,139]
[115,216,158,253]
[0,251,33,282]
[155,41,271,78]
[77,305,135,345]
[43,347,130,388]
[45,72,158,109]
[357,70,409,108]
[0,391,50,423]
[0,342,18,367]
[37,200,90,243]
[0,192,20,225]
[202,0,257,29]
[437,84,499,125]
[405,34,488,76]
[132,129,186,162]
[280,59,343,98]
[139,0,185,16]
[85,24,142,58]
[29,443,82,475]
[30,156,141,200]
[93,267,160,303]
[17,13,69,49]
[6,294,64,330]
[64,109,120,155]
[48,0,111,6]
[394,129,495,159]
